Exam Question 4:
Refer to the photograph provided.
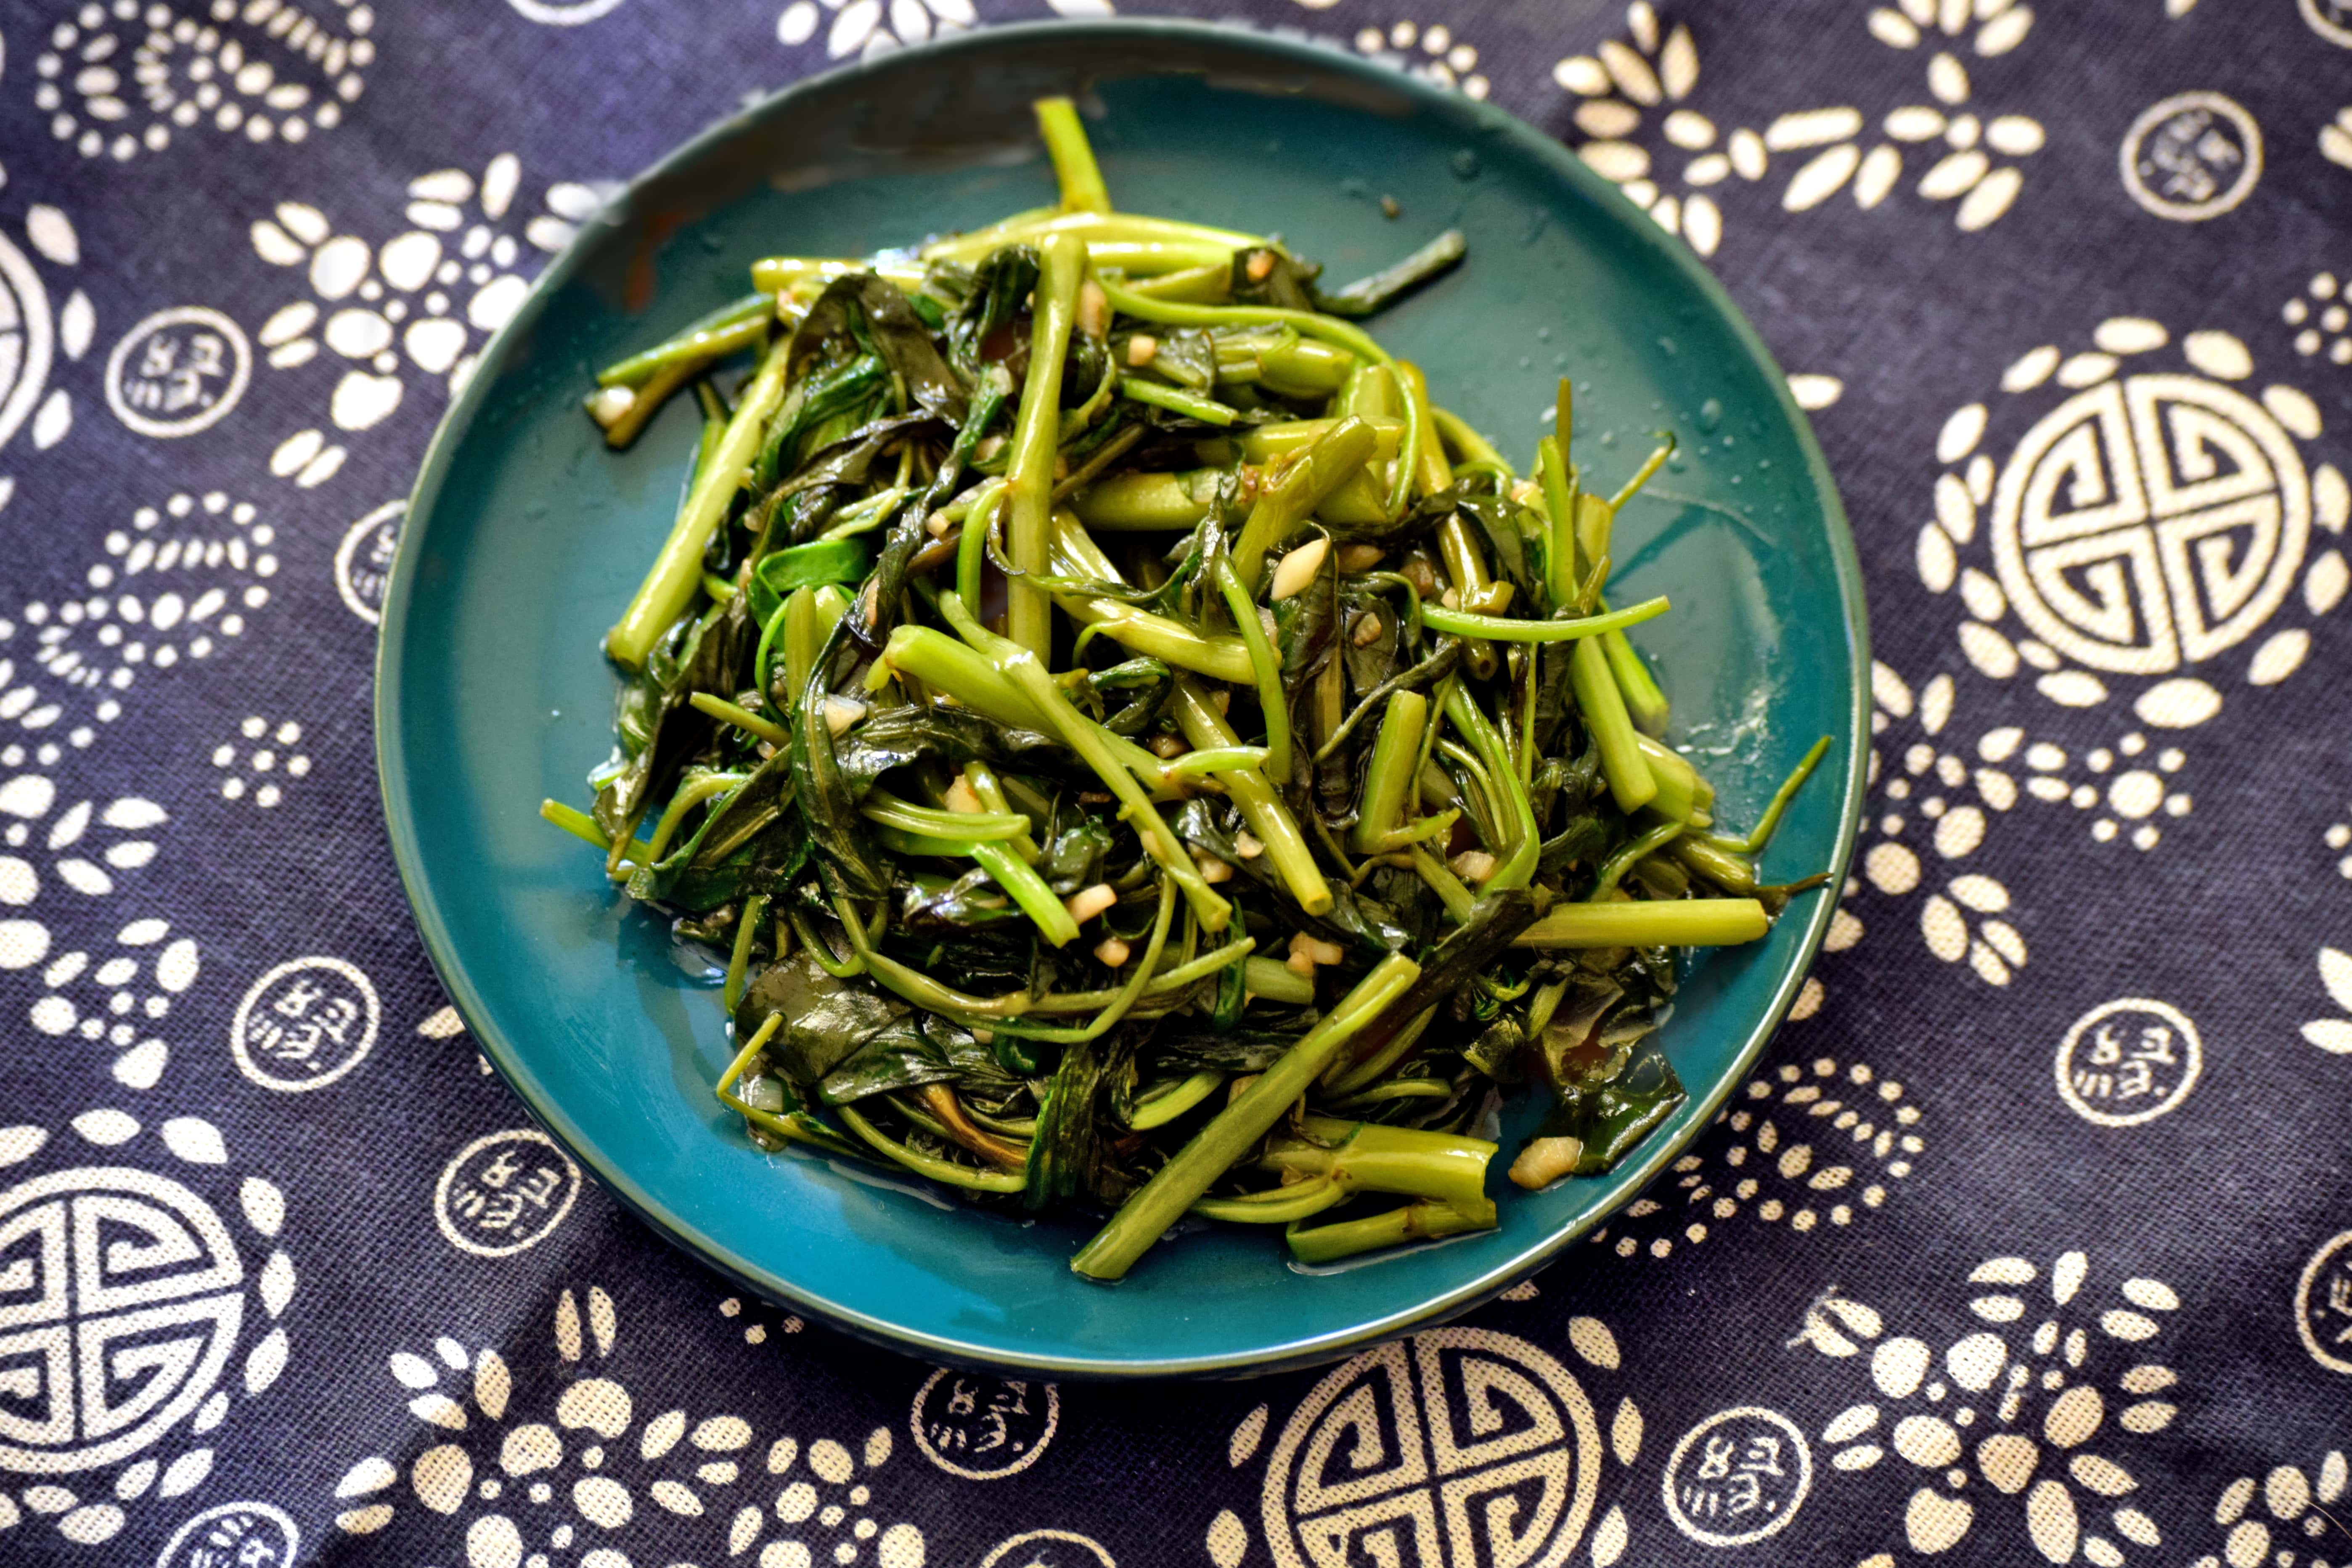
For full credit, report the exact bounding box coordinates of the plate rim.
[375,15,1873,1379]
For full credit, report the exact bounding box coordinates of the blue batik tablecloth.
[5,1,2352,1565]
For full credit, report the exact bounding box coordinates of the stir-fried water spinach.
[543,100,1831,1280]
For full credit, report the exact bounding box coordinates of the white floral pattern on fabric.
[1345,17,1492,101]
[774,0,988,62]
[1794,1251,2184,1564]
[33,0,373,162]
[2174,1451,2349,1568]
[0,1108,296,1548]
[331,1287,925,1568]
[1550,0,2043,257]
[0,490,283,1090]
[1585,1056,1924,1261]
[247,158,607,481]
[2282,270,2352,368]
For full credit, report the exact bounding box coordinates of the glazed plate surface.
[378,19,1869,1377]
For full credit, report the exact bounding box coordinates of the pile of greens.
[543,99,1828,1279]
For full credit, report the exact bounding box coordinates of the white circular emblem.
[2054,997,2204,1127]
[155,1502,300,1568]
[334,500,406,625]
[2300,0,2352,47]
[979,1530,1116,1568]
[229,956,382,1091]
[911,1368,1059,1479]
[0,1167,244,1473]
[1661,1406,1812,1546]
[503,0,632,23]
[2295,1229,2352,1375]
[433,1129,582,1257]
[1261,1329,1600,1568]
[0,230,55,453]
[104,308,253,439]
[2120,92,2262,222]
[1990,374,2308,675]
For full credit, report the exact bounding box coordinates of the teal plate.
[378,19,1869,1379]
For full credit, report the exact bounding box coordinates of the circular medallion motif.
[1990,374,2308,674]
[911,1369,1059,1479]
[0,1167,244,1473]
[228,957,381,1092]
[104,309,252,439]
[2054,997,2204,1127]
[2300,0,2352,48]
[154,1502,300,1568]
[1260,1329,1600,1568]
[979,1531,1116,1568]
[1660,1406,1812,1546]
[0,230,55,453]
[2120,92,2262,221]
[334,501,406,624]
[432,1130,582,1257]
[504,0,633,21]
[2296,1229,2352,1376]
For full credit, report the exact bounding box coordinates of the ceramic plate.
[378,19,1869,1377]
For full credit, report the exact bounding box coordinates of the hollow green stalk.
[1006,233,1086,656]
[1395,363,1453,498]
[1068,470,1214,531]
[1587,819,1685,901]
[596,293,771,388]
[1406,843,1475,923]
[1192,1177,1352,1224]
[837,1102,1028,1192]
[1070,953,1420,1280]
[608,339,793,669]
[540,800,655,874]
[1035,96,1111,213]
[1432,406,1510,476]
[1322,1003,1437,1097]
[1211,554,1291,786]
[1261,1115,1495,1211]
[1241,417,1403,465]
[1128,1070,1225,1130]
[1025,931,1253,1014]
[972,840,1081,948]
[857,789,1029,842]
[1571,636,1656,813]
[987,876,1175,1043]
[645,771,750,861]
[1414,596,1668,644]
[1634,736,1705,823]
[955,477,1006,609]
[1244,954,1315,1004]
[1170,676,1332,914]
[940,592,1229,932]
[748,255,926,293]
[1287,1198,1497,1263]
[830,889,1036,1020]
[1708,736,1832,854]
[1442,683,1537,892]
[723,893,769,1012]
[1094,280,1418,517]
[1603,629,1671,736]
[1349,689,1427,854]
[689,691,789,748]
[1229,416,1380,587]
[1513,897,1769,948]
[714,1015,866,1160]
[1118,377,1237,425]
